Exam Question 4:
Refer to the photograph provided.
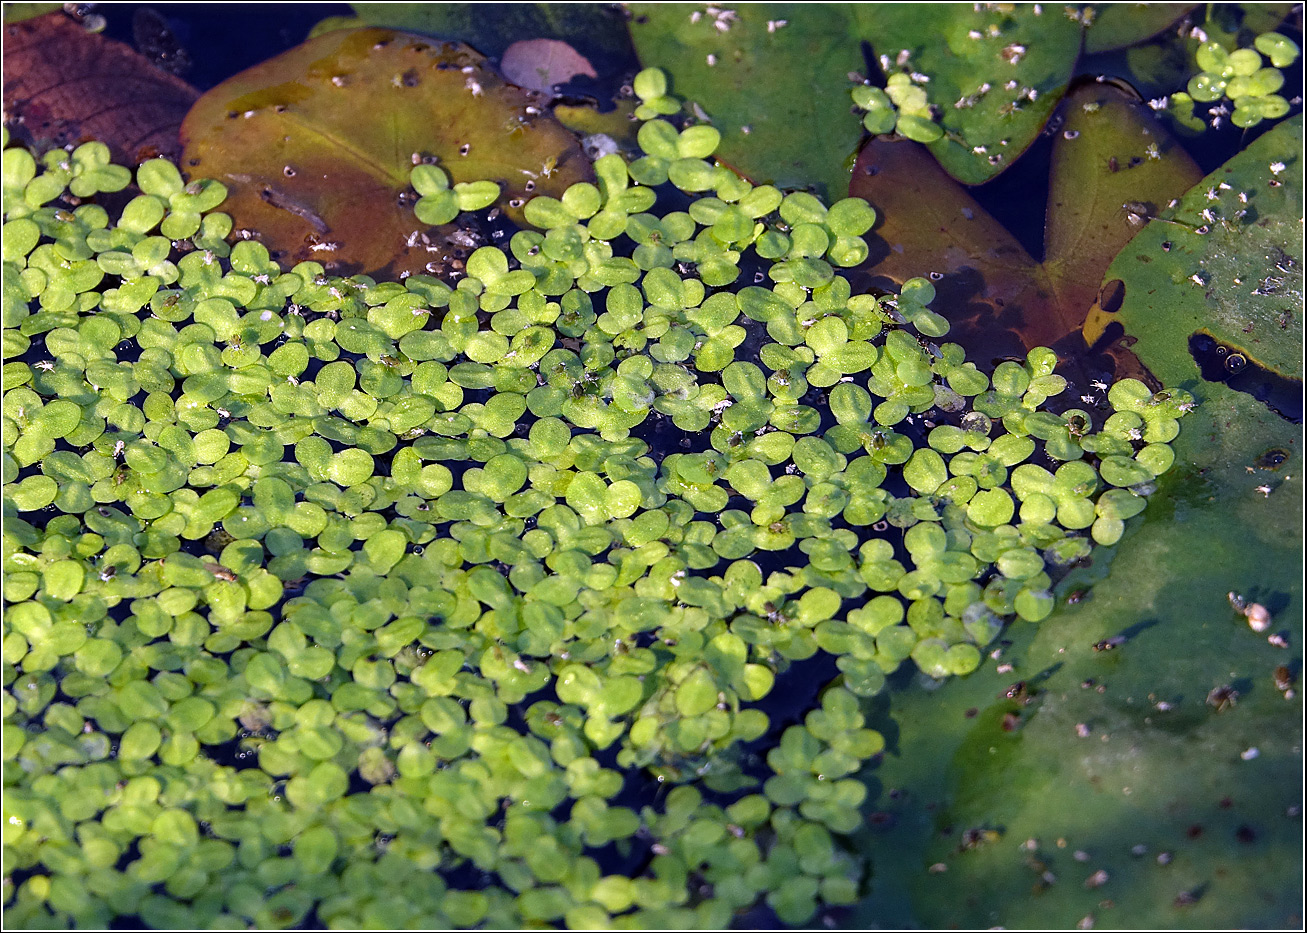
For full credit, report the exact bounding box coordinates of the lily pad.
[181,27,592,278]
[855,4,1084,184]
[852,114,1303,930]
[315,2,638,83]
[853,81,1202,367]
[1084,115,1303,394]
[1083,3,1200,54]
[627,5,1087,194]
[628,4,863,200]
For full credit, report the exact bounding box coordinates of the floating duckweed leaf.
[903,449,947,494]
[1099,454,1155,487]
[675,668,720,717]
[119,721,162,760]
[181,28,592,278]
[326,448,374,487]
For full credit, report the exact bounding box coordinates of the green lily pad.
[1084,115,1302,389]
[181,28,592,278]
[856,4,1084,184]
[628,4,1085,193]
[1083,3,1200,54]
[628,4,863,200]
[852,114,1302,930]
[313,2,638,83]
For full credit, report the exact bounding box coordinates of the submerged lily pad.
[181,27,592,278]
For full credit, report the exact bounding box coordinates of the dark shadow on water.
[1188,332,1303,423]
[99,3,355,91]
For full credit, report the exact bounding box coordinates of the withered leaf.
[2,11,198,164]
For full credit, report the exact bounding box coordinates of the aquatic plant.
[1168,28,1301,130]
[0,47,1204,927]
[8,0,1306,924]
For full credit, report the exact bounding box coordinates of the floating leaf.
[853,81,1202,368]
[181,28,592,278]
[856,5,1083,184]
[629,4,863,199]
[316,2,638,84]
[1085,115,1302,399]
[500,39,598,94]
[1083,3,1200,54]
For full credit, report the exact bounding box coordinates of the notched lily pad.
[853,81,1201,369]
[181,27,592,278]
[1089,115,1303,416]
[628,4,864,200]
[857,3,1084,184]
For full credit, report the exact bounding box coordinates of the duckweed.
[1170,29,1300,130]
[1,67,1193,930]
[851,74,946,144]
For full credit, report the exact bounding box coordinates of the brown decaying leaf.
[180,27,593,280]
[2,11,198,164]
[499,38,597,94]
[851,82,1201,382]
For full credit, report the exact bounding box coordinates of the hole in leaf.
[1188,331,1303,423]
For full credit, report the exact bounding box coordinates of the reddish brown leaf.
[1042,82,1203,339]
[500,38,597,94]
[180,28,593,280]
[2,11,198,164]
[851,82,1201,377]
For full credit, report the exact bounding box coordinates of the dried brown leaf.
[2,11,198,164]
